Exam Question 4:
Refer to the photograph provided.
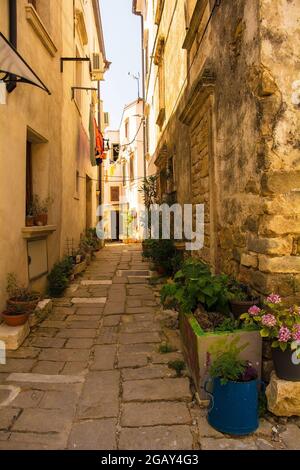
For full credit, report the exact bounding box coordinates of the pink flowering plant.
[240,294,300,353]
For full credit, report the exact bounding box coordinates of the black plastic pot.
[230,299,260,319]
[272,348,300,381]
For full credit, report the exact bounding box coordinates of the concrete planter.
[179,312,262,399]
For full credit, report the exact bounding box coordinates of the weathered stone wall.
[147,0,300,300]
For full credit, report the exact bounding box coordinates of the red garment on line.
[94,118,106,159]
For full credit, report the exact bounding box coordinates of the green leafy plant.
[214,317,239,332]
[47,256,74,297]
[227,279,257,302]
[31,194,53,215]
[168,360,186,377]
[209,338,257,385]
[161,258,230,314]
[139,175,158,210]
[240,294,300,352]
[6,273,39,301]
[142,239,177,276]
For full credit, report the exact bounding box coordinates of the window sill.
[25,5,57,57]
[22,225,56,239]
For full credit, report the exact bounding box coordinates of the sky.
[100,0,142,130]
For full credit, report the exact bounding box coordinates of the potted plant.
[241,294,300,381]
[3,273,40,326]
[47,256,74,297]
[2,306,31,327]
[32,195,53,226]
[142,239,177,276]
[25,203,34,227]
[205,338,259,435]
[227,280,260,319]
[161,258,262,397]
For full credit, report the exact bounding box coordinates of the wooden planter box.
[179,313,262,399]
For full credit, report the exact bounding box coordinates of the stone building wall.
[140,0,300,301]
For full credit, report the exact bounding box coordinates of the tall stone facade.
[134,0,300,301]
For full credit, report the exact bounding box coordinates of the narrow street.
[0,244,195,450]
[1,244,295,451]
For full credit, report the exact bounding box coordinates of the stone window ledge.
[25,5,57,57]
[22,225,56,239]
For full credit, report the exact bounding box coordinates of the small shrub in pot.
[6,273,40,314]
[205,338,259,435]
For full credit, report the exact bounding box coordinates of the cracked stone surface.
[0,243,298,450]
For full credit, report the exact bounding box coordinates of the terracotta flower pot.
[230,299,260,319]
[26,216,34,227]
[34,213,48,226]
[272,348,300,381]
[7,296,40,314]
[1,310,30,327]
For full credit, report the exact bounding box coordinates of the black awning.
[0,32,51,95]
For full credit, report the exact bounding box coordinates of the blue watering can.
[204,378,260,436]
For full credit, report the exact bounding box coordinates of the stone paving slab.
[120,321,160,333]
[68,419,117,450]
[0,359,36,373]
[121,402,192,427]
[39,348,90,362]
[10,390,44,409]
[32,361,65,375]
[56,328,97,338]
[103,302,125,315]
[75,307,104,316]
[121,365,171,381]
[12,408,74,433]
[117,353,149,369]
[61,362,88,375]
[119,332,161,344]
[6,347,41,359]
[123,378,191,402]
[78,371,120,419]
[81,280,112,285]
[0,408,20,430]
[8,431,68,450]
[6,373,85,384]
[91,345,116,370]
[119,425,194,450]
[31,337,66,349]
[71,298,106,305]
[65,338,94,349]
[200,437,258,450]
[103,315,121,326]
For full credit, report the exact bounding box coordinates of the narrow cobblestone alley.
[0,244,196,450]
[0,244,295,451]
